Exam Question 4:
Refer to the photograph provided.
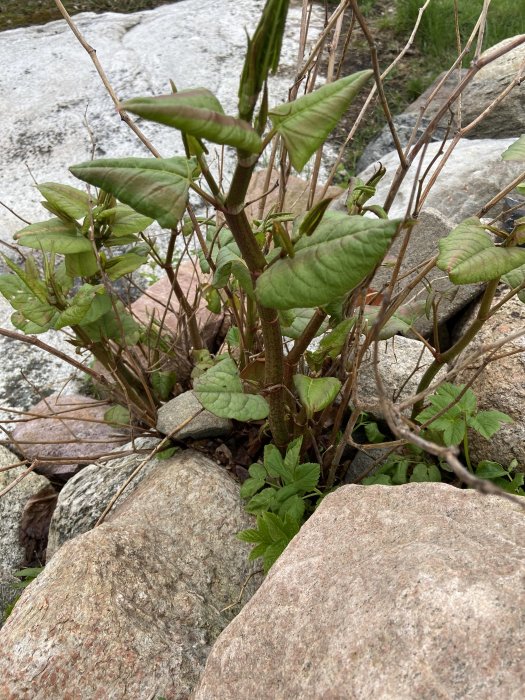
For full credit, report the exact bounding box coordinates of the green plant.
[475,460,525,496]
[1,0,525,572]
[395,0,525,63]
[416,383,513,471]
[2,567,43,622]
[237,437,321,572]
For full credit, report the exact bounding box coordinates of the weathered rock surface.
[131,262,226,349]
[0,297,85,424]
[370,207,484,336]
[0,450,261,699]
[409,38,525,140]
[195,482,525,700]
[357,335,446,417]
[356,112,445,173]
[356,138,523,223]
[11,393,130,481]
[46,437,160,559]
[453,288,525,470]
[0,446,50,616]
[0,0,324,244]
[157,390,232,441]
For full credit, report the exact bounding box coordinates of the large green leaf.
[293,375,341,419]
[70,157,195,229]
[256,212,398,309]
[37,182,91,220]
[437,217,525,284]
[80,302,141,345]
[269,70,372,171]
[194,357,269,421]
[15,219,92,254]
[124,89,262,154]
[104,252,148,281]
[501,135,525,161]
[502,262,525,302]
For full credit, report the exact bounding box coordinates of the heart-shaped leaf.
[256,212,398,309]
[293,374,341,419]
[124,89,262,153]
[437,217,525,284]
[269,70,372,171]
[194,357,269,421]
[70,156,196,229]
[15,219,92,254]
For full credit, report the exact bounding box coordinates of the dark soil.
[0,0,179,31]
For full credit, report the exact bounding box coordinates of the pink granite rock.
[11,393,130,480]
[195,482,525,700]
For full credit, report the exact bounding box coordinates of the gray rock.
[356,138,524,223]
[452,288,525,470]
[344,446,391,483]
[0,446,50,617]
[157,390,232,440]
[356,335,446,417]
[371,207,484,337]
[11,393,131,481]
[195,482,525,700]
[46,437,160,559]
[408,39,525,140]
[0,450,261,699]
[356,112,445,173]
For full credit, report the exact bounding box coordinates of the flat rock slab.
[11,393,130,480]
[46,437,160,559]
[157,390,232,440]
[195,482,525,700]
[0,450,261,699]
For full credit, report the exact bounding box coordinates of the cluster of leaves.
[364,383,520,492]
[237,438,321,573]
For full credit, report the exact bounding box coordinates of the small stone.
[157,390,232,440]
[356,335,446,418]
